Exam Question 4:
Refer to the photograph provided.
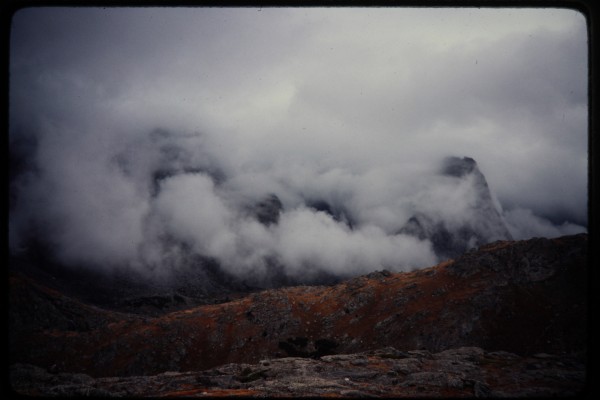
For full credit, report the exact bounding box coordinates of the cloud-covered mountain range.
[9,8,587,285]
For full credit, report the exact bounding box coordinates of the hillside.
[9,233,588,396]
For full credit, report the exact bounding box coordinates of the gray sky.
[9,7,588,277]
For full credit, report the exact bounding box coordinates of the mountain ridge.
[9,155,520,306]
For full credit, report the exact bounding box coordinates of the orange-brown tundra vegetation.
[9,234,588,397]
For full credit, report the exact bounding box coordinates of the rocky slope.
[9,241,261,316]
[9,234,588,396]
[11,346,586,397]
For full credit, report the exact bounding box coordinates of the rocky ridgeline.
[11,347,586,397]
[9,234,588,396]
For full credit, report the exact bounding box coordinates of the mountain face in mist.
[306,199,354,228]
[251,194,283,226]
[399,156,513,260]
[250,156,512,268]
[10,151,516,301]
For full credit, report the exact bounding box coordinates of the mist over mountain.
[9,8,587,290]
[399,156,513,260]
[9,118,585,290]
[8,149,547,313]
[6,130,502,284]
[7,9,590,397]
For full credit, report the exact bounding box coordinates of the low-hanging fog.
[9,7,588,281]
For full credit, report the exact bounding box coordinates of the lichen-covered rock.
[10,346,586,397]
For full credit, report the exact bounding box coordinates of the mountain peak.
[441,156,478,178]
[399,156,512,260]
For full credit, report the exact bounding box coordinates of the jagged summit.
[441,156,478,178]
[400,156,512,260]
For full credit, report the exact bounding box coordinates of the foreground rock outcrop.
[9,234,588,396]
[11,346,586,397]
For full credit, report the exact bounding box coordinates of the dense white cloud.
[274,208,437,277]
[504,208,587,240]
[9,7,588,279]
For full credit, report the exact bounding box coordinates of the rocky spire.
[399,156,512,260]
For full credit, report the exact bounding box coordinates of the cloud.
[9,7,588,282]
[274,208,436,278]
[146,171,439,280]
[153,174,236,259]
[504,208,587,240]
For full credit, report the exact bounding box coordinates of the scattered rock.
[10,346,586,397]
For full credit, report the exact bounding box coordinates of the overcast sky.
[9,7,588,277]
